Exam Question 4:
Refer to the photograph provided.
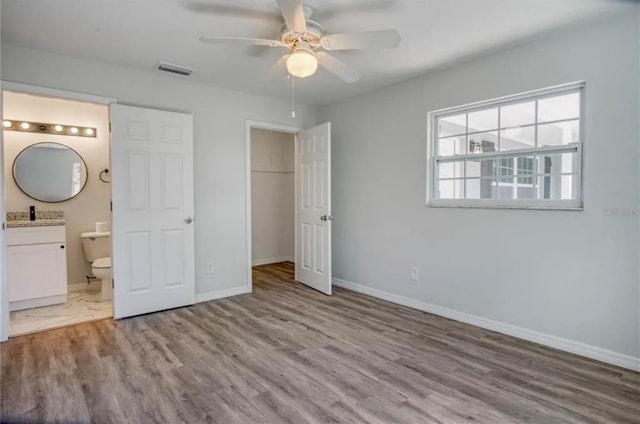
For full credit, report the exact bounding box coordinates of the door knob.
[184,217,194,224]
[320,215,334,222]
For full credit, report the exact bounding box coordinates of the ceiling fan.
[199,0,401,83]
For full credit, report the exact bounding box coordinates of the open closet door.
[295,122,332,295]
[110,104,195,319]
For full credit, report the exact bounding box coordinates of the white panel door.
[295,122,332,295]
[111,104,195,319]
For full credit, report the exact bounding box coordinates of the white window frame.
[426,81,585,210]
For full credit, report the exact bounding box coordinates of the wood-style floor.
[1,262,639,424]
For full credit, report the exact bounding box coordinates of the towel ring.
[99,168,110,183]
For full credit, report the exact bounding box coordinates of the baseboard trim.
[195,286,251,304]
[332,278,640,372]
[252,256,295,266]
[10,294,67,312]
[68,281,101,292]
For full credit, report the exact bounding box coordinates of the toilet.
[80,231,112,301]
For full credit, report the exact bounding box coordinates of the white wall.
[250,128,294,265]
[1,44,315,298]
[318,13,640,365]
[3,92,110,287]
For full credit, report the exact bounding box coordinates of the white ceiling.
[1,0,633,105]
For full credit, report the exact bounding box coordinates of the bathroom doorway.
[2,90,114,337]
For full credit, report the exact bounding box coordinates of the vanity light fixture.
[1,120,97,138]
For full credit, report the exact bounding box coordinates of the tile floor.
[9,287,112,337]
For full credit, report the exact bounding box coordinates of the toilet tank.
[80,231,111,262]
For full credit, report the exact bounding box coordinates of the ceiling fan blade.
[277,0,307,33]
[200,36,283,47]
[316,52,361,83]
[268,54,289,79]
[321,29,401,51]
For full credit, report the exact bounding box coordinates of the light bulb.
[3,120,12,128]
[85,128,94,136]
[70,127,79,134]
[20,122,30,130]
[286,50,318,79]
[54,125,63,132]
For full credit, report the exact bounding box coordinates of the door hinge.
[110,201,112,211]
[112,279,114,289]
[109,122,112,133]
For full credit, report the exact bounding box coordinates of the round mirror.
[13,142,88,202]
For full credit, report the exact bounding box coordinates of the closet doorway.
[250,127,296,269]
[246,120,333,295]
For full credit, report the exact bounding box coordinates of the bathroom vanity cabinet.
[7,225,68,311]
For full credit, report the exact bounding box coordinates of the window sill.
[426,201,583,211]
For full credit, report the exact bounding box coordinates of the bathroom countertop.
[6,210,66,228]
[6,219,66,228]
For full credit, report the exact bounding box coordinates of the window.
[428,82,584,209]
[71,162,82,196]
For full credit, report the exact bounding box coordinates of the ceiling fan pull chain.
[290,73,296,119]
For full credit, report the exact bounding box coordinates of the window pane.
[437,161,464,179]
[468,131,498,154]
[516,157,535,185]
[538,120,579,147]
[466,158,496,179]
[495,157,515,181]
[438,114,466,137]
[465,178,480,199]
[536,152,578,175]
[468,108,498,133]
[437,179,464,199]
[500,101,535,128]
[495,155,535,200]
[537,175,578,200]
[517,186,537,199]
[465,178,495,199]
[538,92,580,123]
[438,136,466,156]
[495,156,535,182]
[500,126,535,151]
[496,181,514,200]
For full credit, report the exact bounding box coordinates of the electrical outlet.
[206,263,214,274]
[410,267,419,281]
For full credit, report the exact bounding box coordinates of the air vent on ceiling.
[157,62,193,76]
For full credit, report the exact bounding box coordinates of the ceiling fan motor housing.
[280,20,324,47]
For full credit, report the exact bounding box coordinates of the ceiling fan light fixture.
[198,1,400,84]
[286,50,318,78]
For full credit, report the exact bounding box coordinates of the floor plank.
[1,262,638,423]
